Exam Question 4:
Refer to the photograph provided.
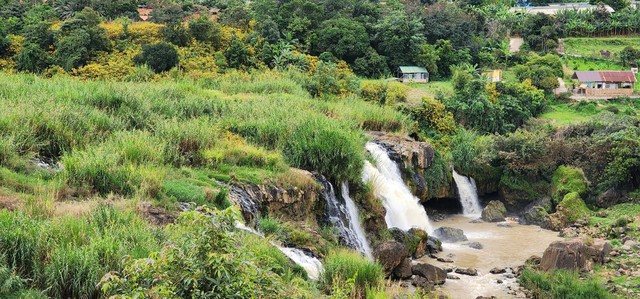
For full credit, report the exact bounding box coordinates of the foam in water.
[452,168,483,216]
[341,182,373,259]
[321,176,373,258]
[362,142,433,232]
[235,222,323,280]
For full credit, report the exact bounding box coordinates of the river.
[423,215,562,299]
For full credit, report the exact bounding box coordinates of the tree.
[620,46,640,67]
[150,4,184,24]
[416,44,440,78]
[315,18,369,63]
[0,25,9,56]
[54,7,110,71]
[224,34,250,69]
[188,16,214,42]
[373,8,424,69]
[15,42,51,73]
[352,48,389,78]
[512,54,562,91]
[134,42,179,73]
[162,24,192,47]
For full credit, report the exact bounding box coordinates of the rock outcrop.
[519,196,552,228]
[368,131,454,201]
[393,258,413,279]
[228,168,321,223]
[374,241,409,275]
[540,239,611,272]
[412,262,447,285]
[432,227,468,243]
[481,200,507,222]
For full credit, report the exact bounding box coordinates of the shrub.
[258,216,284,237]
[556,192,590,224]
[133,42,179,73]
[321,249,384,298]
[14,43,51,73]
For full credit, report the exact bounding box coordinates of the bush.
[321,249,384,298]
[556,192,590,224]
[133,42,179,73]
[14,43,51,73]
[360,81,409,106]
[258,216,284,236]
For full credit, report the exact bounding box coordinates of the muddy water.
[423,215,562,299]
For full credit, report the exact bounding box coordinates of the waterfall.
[452,168,483,216]
[320,176,373,258]
[236,223,323,280]
[341,183,373,259]
[277,247,323,280]
[362,142,433,232]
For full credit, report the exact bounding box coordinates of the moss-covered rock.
[551,166,589,205]
[481,200,507,222]
[550,192,590,229]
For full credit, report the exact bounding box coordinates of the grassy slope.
[564,37,640,58]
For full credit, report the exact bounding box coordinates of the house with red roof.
[572,71,636,97]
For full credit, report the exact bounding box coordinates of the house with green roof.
[397,66,429,83]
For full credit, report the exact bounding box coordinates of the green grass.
[590,203,640,228]
[564,37,640,58]
[539,101,640,127]
[519,269,616,299]
[405,80,454,105]
[321,249,385,297]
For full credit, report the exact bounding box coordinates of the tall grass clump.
[321,249,384,298]
[519,269,615,299]
[284,117,365,182]
[154,118,219,166]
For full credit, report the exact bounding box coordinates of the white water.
[362,142,433,232]
[235,223,323,280]
[278,247,324,280]
[341,182,373,259]
[452,168,483,216]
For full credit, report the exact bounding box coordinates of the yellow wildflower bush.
[73,49,137,80]
[128,22,164,44]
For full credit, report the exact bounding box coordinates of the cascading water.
[341,183,373,259]
[235,223,323,280]
[452,168,483,216]
[320,175,373,258]
[362,142,433,232]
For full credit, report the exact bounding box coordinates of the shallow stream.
[424,215,562,299]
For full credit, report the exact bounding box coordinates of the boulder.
[481,200,507,222]
[520,196,552,228]
[389,228,431,258]
[427,236,443,254]
[393,258,413,279]
[463,242,483,250]
[374,241,408,275]
[596,188,621,208]
[455,267,478,276]
[411,276,434,290]
[432,227,468,243]
[412,263,447,285]
[540,239,611,272]
[490,267,506,274]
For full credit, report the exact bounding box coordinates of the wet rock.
[470,219,484,223]
[388,227,431,258]
[427,236,443,254]
[393,258,413,279]
[559,228,578,238]
[497,279,503,284]
[447,274,460,280]
[374,241,408,275]
[497,223,513,228]
[476,296,497,299]
[464,242,483,249]
[437,257,454,263]
[490,267,507,274]
[412,263,447,285]
[411,276,435,290]
[455,267,478,276]
[481,200,507,222]
[432,227,468,243]
[526,255,542,266]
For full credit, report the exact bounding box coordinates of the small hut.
[397,66,429,83]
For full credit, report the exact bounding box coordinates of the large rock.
[368,132,455,200]
[481,200,507,222]
[540,239,611,272]
[412,263,447,285]
[519,196,552,228]
[228,168,321,223]
[427,236,443,254]
[373,241,408,275]
[595,188,621,208]
[455,267,478,276]
[393,258,413,279]
[432,227,468,243]
[389,228,431,258]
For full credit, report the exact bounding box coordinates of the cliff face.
[228,169,322,226]
[368,131,456,202]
